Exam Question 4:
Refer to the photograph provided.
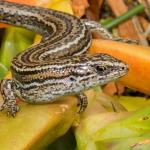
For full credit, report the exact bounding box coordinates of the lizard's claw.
[0,101,19,117]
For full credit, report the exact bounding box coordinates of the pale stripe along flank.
[0,1,128,116]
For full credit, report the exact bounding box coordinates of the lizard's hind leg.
[83,20,139,44]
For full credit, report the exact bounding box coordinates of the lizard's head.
[91,53,128,83]
[70,54,128,91]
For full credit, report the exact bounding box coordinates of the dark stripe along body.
[0,1,128,103]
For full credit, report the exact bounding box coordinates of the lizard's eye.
[121,66,126,70]
[96,66,107,72]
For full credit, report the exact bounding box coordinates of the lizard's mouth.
[92,57,129,85]
[113,61,129,78]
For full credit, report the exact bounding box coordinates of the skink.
[0,1,128,116]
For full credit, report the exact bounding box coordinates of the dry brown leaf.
[71,0,89,17]
[103,82,125,96]
[139,16,149,31]
[139,16,150,40]
[103,82,117,96]
[115,82,126,95]
[85,0,104,20]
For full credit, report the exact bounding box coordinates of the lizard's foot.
[77,92,88,113]
[0,100,19,117]
[0,79,19,117]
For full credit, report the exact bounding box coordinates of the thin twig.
[132,16,149,45]
[144,24,150,38]
[138,0,150,20]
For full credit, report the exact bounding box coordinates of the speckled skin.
[0,1,128,116]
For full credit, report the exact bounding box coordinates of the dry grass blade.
[108,0,140,40]
[138,0,150,19]
[132,16,148,45]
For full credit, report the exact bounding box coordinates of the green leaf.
[0,63,8,79]
[95,134,150,150]
[0,96,78,150]
[75,93,150,150]
[94,105,150,141]
[115,96,150,111]
[0,27,34,68]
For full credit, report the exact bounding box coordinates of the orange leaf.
[90,39,150,95]
[0,23,9,28]
[6,0,38,5]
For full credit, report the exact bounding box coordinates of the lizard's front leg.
[77,92,88,113]
[0,79,19,117]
